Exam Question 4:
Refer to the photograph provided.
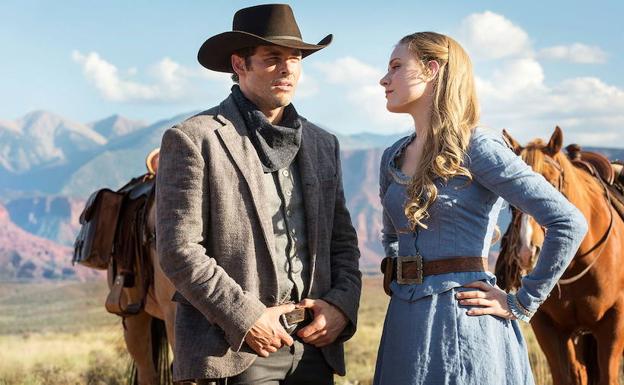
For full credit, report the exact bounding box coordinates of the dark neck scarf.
[231,85,302,173]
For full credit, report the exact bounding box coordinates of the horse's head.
[503,126,567,192]
[497,127,568,282]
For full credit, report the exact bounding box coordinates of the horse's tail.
[579,333,599,385]
[125,317,172,385]
[151,317,173,385]
[126,357,137,385]
[583,333,600,385]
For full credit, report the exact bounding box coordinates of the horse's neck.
[563,167,610,256]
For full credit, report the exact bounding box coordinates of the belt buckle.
[397,255,423,284]
[280,307,306,333]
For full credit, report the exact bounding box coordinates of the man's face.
[234,45,302,111]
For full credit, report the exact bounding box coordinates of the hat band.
[261,35,304,42]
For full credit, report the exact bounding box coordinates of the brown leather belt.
[380,256,488,296]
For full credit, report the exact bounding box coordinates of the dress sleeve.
[380,146,399,258]
[468,131,588,320]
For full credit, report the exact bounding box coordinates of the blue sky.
[1,0,622,146]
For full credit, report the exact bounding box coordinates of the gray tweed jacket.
[155,95,361,382]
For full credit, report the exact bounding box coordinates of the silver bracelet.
[506,293,533,322]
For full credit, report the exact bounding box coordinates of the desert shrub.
[31,362,81,385]
[82,350,127,385]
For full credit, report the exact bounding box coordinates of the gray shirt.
[261,162,309,303]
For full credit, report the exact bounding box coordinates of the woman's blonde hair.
[400,32,480,230]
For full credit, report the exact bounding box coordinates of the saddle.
[74,149,160,317]
[105,173,156,317]
[73,188,124,270]
[566,144,617,185]
[566,144,624,221]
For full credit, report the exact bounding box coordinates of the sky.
[1,0,622,146]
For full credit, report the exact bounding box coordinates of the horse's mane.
[495,206,523,291]
[495,138,602,290]
[521,139,603,201]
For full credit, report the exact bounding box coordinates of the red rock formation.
[0,202,102,281]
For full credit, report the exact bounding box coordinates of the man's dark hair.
[231,46,257,83]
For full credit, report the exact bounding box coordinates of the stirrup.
[105,273,142,316]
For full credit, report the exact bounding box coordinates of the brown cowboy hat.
[197,4,332,73]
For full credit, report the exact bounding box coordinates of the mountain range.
[1,110,622,280]
[0,201,101,281]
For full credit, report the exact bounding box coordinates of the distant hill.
[1,109,622,280]
[89,114,146,140]
[0,202,101,281]
[585,146,624,162]
[0,111,106,174]
[5,196,85,246]
[0,111,149,195]
[60,112,194,197]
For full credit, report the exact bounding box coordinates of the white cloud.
[72,18,624,146]
[72,51,158,101]
[311,57,411,133]
[538,43,608,64]
[295,70,319,99]
[72,50,231,103]
[312,57,384,85]
[488,58,546,96]
[477,70,624,146]
[458,11,532,60]
[453,12,624,146]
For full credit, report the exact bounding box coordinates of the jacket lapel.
[297,125,319,293]
[214,96,278,264]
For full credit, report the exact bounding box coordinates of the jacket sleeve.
[320,135,362,343]
[468,131,588,319]
[156,127,266,351]
[380,146,399,258]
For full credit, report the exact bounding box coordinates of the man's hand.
[296,298,348,348]
[245,304,296,357]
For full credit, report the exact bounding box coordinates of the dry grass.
[0,280,118,334]
[0,281,130,385]
[0,330,130,385]
[1,277,618,384]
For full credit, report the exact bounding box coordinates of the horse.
[107,148,181,385]
[495,126,624,385]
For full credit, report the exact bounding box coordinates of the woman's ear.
[425,60,440,81]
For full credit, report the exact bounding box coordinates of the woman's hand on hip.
[456,281,516,320]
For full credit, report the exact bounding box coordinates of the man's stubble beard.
[264,89,295,110]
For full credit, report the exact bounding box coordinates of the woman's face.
[379,43,431,114]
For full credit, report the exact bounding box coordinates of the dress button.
[285,190,292,197]
[286,210,292,217]
[283,170,290,177]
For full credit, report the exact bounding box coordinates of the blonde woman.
[374,32,587,384]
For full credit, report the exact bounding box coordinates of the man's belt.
[280,307,311,334]
[380,255,488,296]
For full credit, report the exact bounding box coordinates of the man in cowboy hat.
[156,4,361,384]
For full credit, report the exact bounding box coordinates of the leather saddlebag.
[72,188,124,270]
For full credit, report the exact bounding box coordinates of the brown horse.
[495,127,624,385]
[108,149,180,385]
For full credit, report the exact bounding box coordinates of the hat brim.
[197,31,333,73]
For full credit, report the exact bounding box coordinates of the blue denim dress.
[373,128,588,385]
